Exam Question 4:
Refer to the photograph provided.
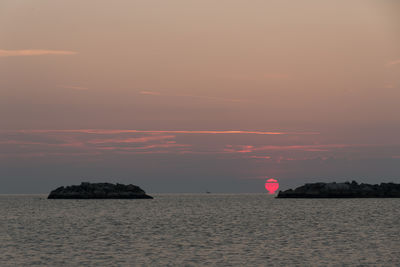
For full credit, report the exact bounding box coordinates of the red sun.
[265,178,279,194]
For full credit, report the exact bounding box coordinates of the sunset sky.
[1,0,400,193]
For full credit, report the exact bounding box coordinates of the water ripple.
[0,195,399,266]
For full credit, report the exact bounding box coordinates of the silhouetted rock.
[48,182,153,199]
[277,181,400,198]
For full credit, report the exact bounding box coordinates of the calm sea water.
[0,194,399,266]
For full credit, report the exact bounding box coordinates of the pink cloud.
[131,143,191,150]
[223,144,364,154]
[0,140,44,145]
[0,129,394,161]
[386,59,400,67]
[254,144,355,152]
[0,151,101,158]
[139,91,161,95]
[248,155,271,159]
[0,129,328,159]
[9,129,318,135]
[0,130,193,157]
[96,143,189,151]
[0,139,84,148]
[224,145,254,153]
[87,135,175,144]
[114,150,172,155]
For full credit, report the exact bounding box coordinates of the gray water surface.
[0,194,399,266]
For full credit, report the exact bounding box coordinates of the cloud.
[129,143,190,150]
[175,93,243,103]
[386,59,400,67]
[10,129,318,135]
[59,85,89,90]
[223,145,254,153]
[384,83,395,89]
[1,130,395,164]
[0,131,189,157]
[140,91,161,95]
[223,144,365,154]
[230,73,289,81]
[0,129,321,159]
[0,151,101,159]
[248,155,271,159]
[87,135,175,144]
[0,49,77,57]
[139,91,243,103]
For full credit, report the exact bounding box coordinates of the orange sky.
[0,0,399,192]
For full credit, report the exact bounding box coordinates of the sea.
[0,194,399,266]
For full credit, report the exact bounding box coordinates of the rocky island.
[48,182,153,199]
[277,181,400,198]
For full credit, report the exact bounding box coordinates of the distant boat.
[206,191,211,194]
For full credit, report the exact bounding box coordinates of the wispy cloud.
[229,73,289,81]
[0,49,77,57]
[175,93,243,103]
[0,129,320,159]
[9,129,318,135]
[139,91,243,103]
[0,131,189,157]
[247,155,271,159]
[130,143,190,150]
[140,91,161,95]
[59,85,89,90]
[384,83,395,89]
[386,59,400,67]
[1,129,395,163]
[223,144,360,154]
[87,135,175,144]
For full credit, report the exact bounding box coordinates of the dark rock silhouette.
[48,182,153,199]
[277,181,400,198]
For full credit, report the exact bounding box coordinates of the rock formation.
[277,181,400,198]
[48,182,153,199]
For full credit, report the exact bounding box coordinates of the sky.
[0,0,400,193]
